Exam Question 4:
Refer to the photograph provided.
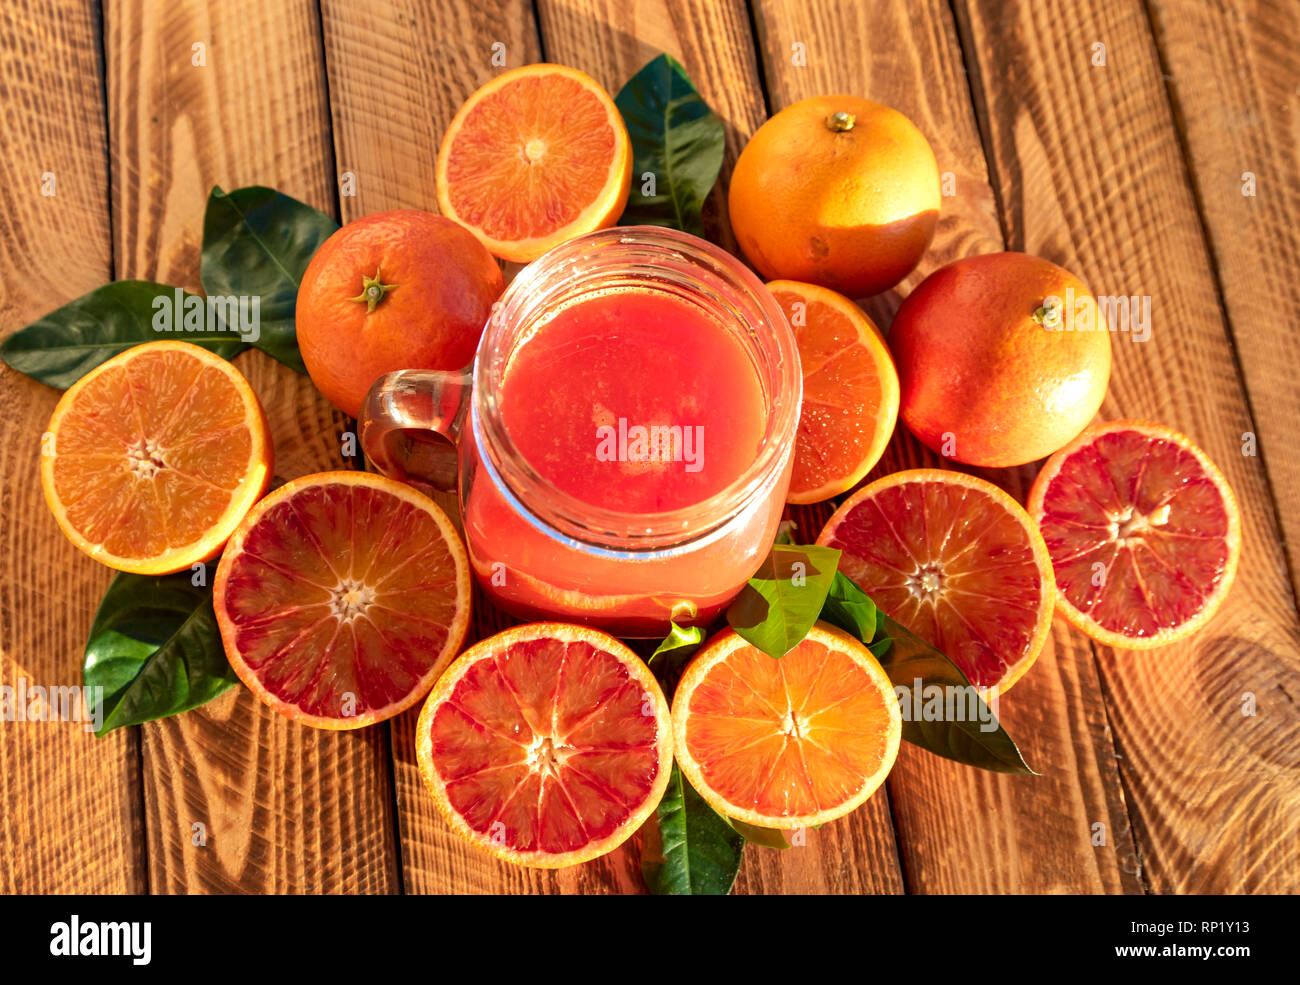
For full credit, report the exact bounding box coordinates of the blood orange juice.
[361,227,802,637]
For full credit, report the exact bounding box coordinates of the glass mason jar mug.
[359,226,801,638]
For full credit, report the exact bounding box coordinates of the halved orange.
[672,623,901,829]
[41,340,272,574]
[436,64,632,262]
[213,471,472,729]
[769,280,899,503]
[817,469,1055,694]
[416,622,673,867]
[1027,420,1241,649]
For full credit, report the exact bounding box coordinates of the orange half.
[416,622,673,868]
[41,340,272,574]
[672,623,901,829]
[436,64,632,262]
[818,469,1055,694]
[769,280,900,503]
[1028,420,1241,649]
[214,471,472,729]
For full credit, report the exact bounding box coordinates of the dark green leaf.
[200,185,338,374]
[725,817,791,850]
[614,54,725,236]
[875,613,1036,775]
[0,281,246,389]
[642,763,744,894]
[820,571,878,642]
[83,571,239,735]
[774,520,797,545]
[647,620,703,698]
[727,544,841,658]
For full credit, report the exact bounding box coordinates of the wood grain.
[537,0,904,895]
[752,0,1144,893]
[318,0,550,894]
[956,0,1300,893]
[1145,0,1300,604]
[102,0,399,893]
[0,0,145,895]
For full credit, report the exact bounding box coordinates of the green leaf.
[725,817,791,850]
[727,544,841,658]
[614,54,725,237]
[774,520,798,545]
[647,620,703,698]
[642,763,744,894]
[875,613,1037,775]
[821,571,878,642]
[816,569,1034,774]
[83,571,239,735]
[0,281,246,389]
[200,185,338,374]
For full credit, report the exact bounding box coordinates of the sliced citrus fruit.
[213,471,471,729]
[1027,420,1241,649]
[817,469,1055,693]
[436,63,632,262]
[41,340,272,575]
[769,280,899,503]
[416,622,672,867]
[672,623,901,829]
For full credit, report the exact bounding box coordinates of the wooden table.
[2,0,1297,895]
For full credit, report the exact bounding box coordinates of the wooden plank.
[1146,0,1300,604]
[0,0,145,894]
[752,0,1143,893]
[955,0,1300,893]
[102,0,399,892]
[534,0,904,895]
[318,0,552,894]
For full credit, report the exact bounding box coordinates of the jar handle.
[358,369,472,494]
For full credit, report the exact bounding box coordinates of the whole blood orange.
[296,209,503,419]
[1028,420,1241,649]
[213,471,472,729]
[818,469,1055,694]
[437,64,632,263]
[672,623,901,829]
[890,252,1111,468]
[41,340,272,574]
[416,622,673,867]
[728,95,941,298]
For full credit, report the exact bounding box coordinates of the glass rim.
[471,225,802,552]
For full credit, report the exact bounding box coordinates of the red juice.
[461,286,786,635]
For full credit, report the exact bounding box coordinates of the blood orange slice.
[214,471,471,729]
[41,340,272,574]
[672,623,901,829]
[817,469,1055,693]
[436,64,632,262]
[1027,420,1241,649]
[768,280,899,504]
[416,622,672,868]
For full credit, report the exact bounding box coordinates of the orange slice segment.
[416,622,673,868]
[672,623,901,829]
[769,280,900,503]
[817,468,1055,694]
[213,471,472,729]
[436,64,632,262]
[41,340,272,574]
[1027,420,1241,649]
